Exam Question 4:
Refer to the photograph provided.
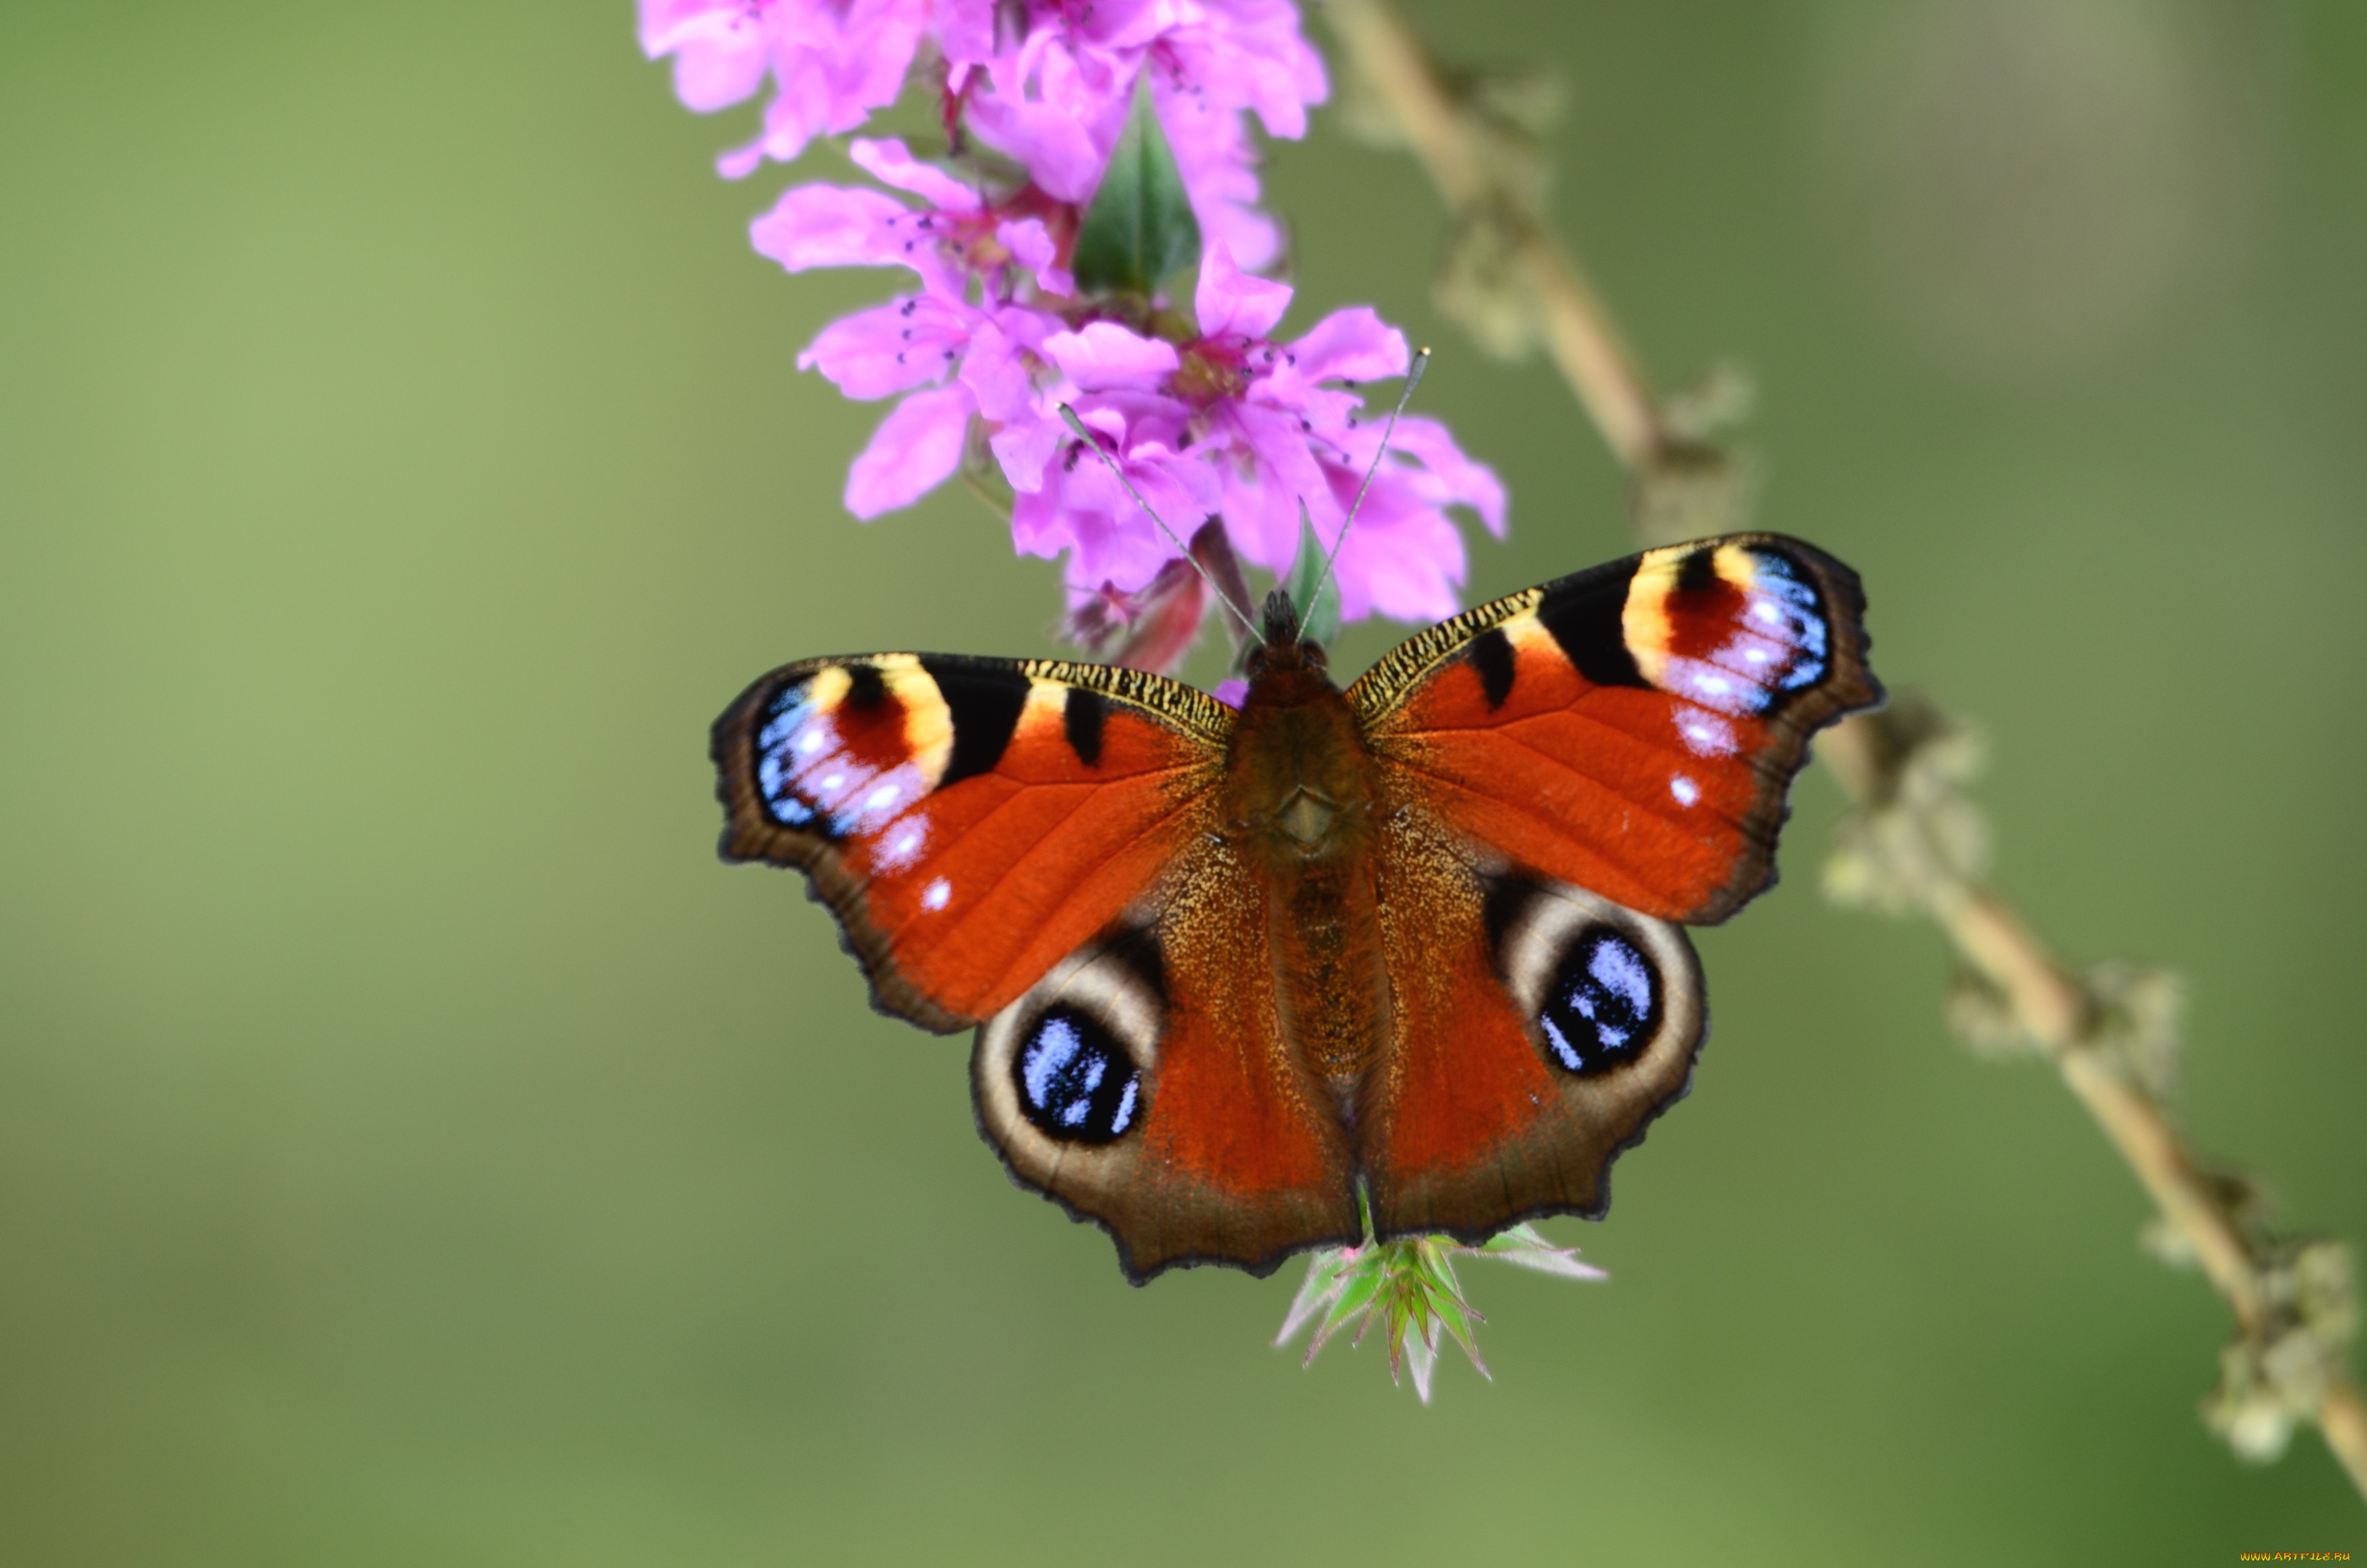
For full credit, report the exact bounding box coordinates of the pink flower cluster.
[641,0,1320,265]
[642,0,1506,631]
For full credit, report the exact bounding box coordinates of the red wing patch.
[1348,533,1882,924]
[713,653,1233,1028]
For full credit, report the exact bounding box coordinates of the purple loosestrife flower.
[940,0,1326,269]
[657,4,1499,636]
[1012,243,1506,622]
[643,2,1324,270]
[752,139,1074,516]
[756,144,1503,625]
[639,0,933,177]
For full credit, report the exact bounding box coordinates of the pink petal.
[1009,484,1077,561]
[641,1,768,109]
[798,296,971,400]
[1379,416,1508,536]
[1070,0,1173,52]
[1194,239,1293,339]
[656,39,769,112]
[1288,307,1409,384]
[934,0,998,65]
[1027,421,1222,591]
[996,219,1072,296]
[965,95,1116,203]
[671,49,768,112]
[836,5,930,117]
[1043,323,1180,389]
[717,140,768,180]
[850,139,982,213]
[1057,484,1195,592]
[845,385,973,516]
[637,0,739,56]
[751,184,914,271]
[1215,464,1302,574]
[989,411,1067,494]
[745,68,834,167]
[1156,90,1285,270]
[958,320,1034,422]
[1326,472,1467,623]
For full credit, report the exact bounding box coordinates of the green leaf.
[1282,501,1342,648]
[1071,76,1202,298]
[1274,1252,1348,1348]
[1479,1224,1544,1254]
[1479,1222,1608,1279]
[1326,1262,1386,1330]
[1429,1286,1481,1363]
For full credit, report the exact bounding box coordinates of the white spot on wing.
[922,878,951,911]
[1670,775,1699,806]
[876,817,929,871]
[1677,712,1737,756]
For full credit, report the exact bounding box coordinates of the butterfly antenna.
[1309,346,1430,619]
[1057,404,1261,642]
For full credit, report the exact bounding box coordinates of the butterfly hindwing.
[1358,806,1706,1238]
[1346,533,1874,1236]
[1347,533,1882,925]
[713,653,1233,1029]
[971,837,1360,1281]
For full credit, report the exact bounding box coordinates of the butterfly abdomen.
[1222,653,1393,1098]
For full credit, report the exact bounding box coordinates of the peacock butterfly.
[711,533,1880,1280]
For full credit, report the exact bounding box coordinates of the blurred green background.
[3,0,2363,1560]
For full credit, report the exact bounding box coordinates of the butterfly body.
[714,534,1881,1280]
[1218,614,1393,1101]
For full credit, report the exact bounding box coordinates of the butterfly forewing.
[712,653,1233,1028]
[1348,533,1883,924]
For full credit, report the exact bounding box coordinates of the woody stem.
[1320,0,2367,1504]
[1321,0,1667,471]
